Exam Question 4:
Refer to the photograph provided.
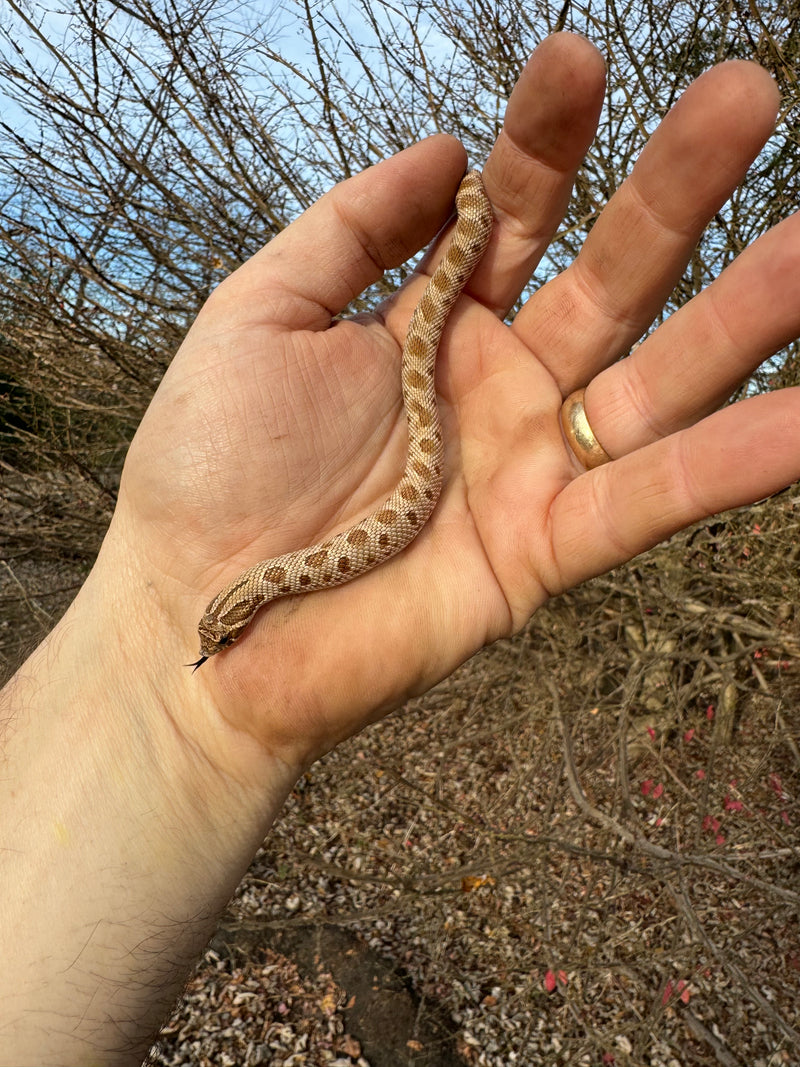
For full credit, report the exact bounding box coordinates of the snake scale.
[193,170,493,667]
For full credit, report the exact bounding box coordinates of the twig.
[679,1007,744,1067]
[0,560,52,624]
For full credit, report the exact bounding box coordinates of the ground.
[4,494,800,1067]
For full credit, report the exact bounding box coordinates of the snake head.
[195,613,247,659]
[188,621,237,671]
[190,591,259,669]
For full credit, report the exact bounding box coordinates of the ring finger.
[583,208,800,462]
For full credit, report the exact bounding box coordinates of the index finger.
[475,33,606,317]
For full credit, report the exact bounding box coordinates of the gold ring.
[560,389,611,470]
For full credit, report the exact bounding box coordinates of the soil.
[212,922,464,1066]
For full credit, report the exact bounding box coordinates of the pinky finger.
[550,389,800,590]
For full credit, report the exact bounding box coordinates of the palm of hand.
[114,37,800,768]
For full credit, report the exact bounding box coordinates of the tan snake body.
[193,170,492,666]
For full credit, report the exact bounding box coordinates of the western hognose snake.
[193,170,493,667]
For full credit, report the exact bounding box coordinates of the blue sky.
[0,0,320,134]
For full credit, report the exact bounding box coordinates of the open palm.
[116,35,800,772]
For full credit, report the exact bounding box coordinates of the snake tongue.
[188,655,209,672]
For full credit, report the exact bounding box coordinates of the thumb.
[203,135,473,334]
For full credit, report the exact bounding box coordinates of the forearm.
[0,528,299,1067]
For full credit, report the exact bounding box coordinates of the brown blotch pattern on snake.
[195,170,493,661]
[305,550,329,567]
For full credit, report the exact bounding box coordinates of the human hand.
[8,36,800,1063]
[113,34,800,776]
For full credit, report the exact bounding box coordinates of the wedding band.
[560,389,611,470]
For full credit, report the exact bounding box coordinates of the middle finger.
[513,60,780,394]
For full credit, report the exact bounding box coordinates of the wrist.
[0,525,299,1065]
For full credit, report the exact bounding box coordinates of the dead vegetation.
[139,500,800,1066]
[2,1,800,1063]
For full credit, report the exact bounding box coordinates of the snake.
[192,170,493,668]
